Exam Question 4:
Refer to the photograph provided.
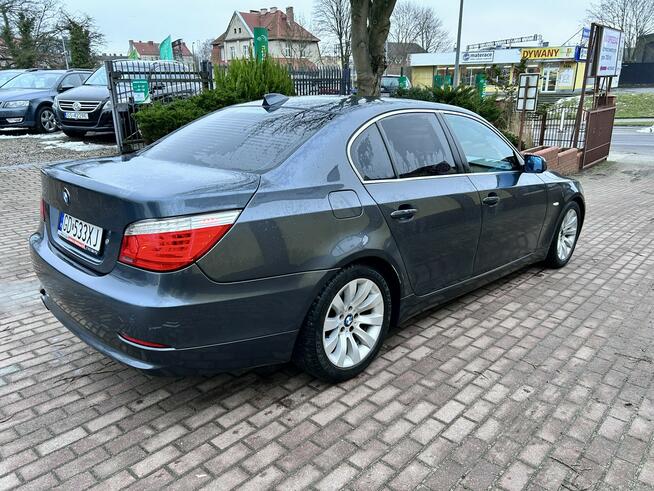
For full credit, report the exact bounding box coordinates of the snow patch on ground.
[636,125,654,133]
[0,132,63,139]
[41,140,116,152]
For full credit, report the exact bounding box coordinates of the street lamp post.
[453,0,464,86]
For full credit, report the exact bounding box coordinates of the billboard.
[595,27,624,77]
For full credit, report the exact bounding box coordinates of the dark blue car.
[0,69,91,132]
[30,95,585,382]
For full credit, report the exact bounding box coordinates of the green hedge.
[394,85,505,129]
[134,57,295,143]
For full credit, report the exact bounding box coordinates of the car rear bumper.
[30,230,334,375]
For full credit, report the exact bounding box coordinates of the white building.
[212,7,320,68]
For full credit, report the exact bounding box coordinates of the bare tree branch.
[587,0,654,58]
[313,0,351,67]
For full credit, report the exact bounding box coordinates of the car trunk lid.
[41,154,260,274]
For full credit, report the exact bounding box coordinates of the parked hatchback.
[30,95,584,382]
[0,69,91,132]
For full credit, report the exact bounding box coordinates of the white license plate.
[58,213,103,254]
[64,112,89,120]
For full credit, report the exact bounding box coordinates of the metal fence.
[523,104,587,149]
[106,59,213,154]
[290,66,352,96]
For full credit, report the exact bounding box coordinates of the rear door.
[442,112,548,274]
[352,111,481,296]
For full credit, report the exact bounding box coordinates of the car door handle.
[390,208,418,220]
[482,194,500,206]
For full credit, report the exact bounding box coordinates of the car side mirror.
[59,84,75,92]
[523,154,547,173]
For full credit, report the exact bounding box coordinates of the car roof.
[240,95,477,120]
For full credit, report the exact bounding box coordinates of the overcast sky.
[60,0,591,55]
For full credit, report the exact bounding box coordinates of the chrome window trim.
[346,108,523,184]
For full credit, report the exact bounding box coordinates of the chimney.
[286,6,294,23]
[270,6,277,12]
[260,8,268,14]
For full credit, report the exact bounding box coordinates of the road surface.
[610,125,654,156]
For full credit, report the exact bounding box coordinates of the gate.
[524,104,587,149]
[106,60,213,154]
[582,105,616,168]
[290,66,352,96]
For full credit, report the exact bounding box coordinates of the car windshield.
[2,72,61,89]
[0,71,22,87]
[143,105,336,173]
[84,67,107,86]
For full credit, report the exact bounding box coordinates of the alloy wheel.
[322,278,384,368]
[557,208,578,261]
[40,109,57,132]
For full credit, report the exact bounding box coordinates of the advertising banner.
[461,51,494,64]
[254,27,268,62]
[596,27,624,76]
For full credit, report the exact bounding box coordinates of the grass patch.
[614,120,654,126]
[615,92,654,118]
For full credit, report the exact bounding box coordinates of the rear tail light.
[118,210,240,272]
[40,199,46,221]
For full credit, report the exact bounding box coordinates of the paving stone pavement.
[0,158,653,491]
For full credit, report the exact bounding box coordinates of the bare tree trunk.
[351,0,396,96]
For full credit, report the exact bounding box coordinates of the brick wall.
[524,145,581,175]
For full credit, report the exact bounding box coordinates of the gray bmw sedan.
[30,95,584,382]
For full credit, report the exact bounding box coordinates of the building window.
[242,45,247,57]
[230,46,235,59]
[284,45,291,57]
[233,28,236,34]
[221,49,225,61]
[238,27,242,33]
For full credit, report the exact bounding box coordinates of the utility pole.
[61,37,69,69]
[453,0,464,86]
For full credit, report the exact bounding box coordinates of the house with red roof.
[211,7,320,68]
[128,39,194,64]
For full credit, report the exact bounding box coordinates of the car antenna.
[262,93,289,112]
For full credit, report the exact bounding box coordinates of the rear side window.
[143,106,335,173]
[378,113,456,178]
[350,125,395,180]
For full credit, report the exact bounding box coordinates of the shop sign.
[461,51,494,64]
[520,46,576,60]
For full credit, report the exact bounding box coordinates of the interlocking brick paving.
[0,158,653,490]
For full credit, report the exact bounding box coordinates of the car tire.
[293,265,392,383]
[36,106,58,133]
[62,129,87,139]
[544,201,582,268]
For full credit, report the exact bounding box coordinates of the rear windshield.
[143,105,336,172]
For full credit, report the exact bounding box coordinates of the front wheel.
[544,202,581,268]
[293,265,392,382]
[36,106,58,133]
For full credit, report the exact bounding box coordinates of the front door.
[350,112,481,295]
[442,113,548,274]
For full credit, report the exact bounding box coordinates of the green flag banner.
[159,36,173,60]
[253,27,268,62]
